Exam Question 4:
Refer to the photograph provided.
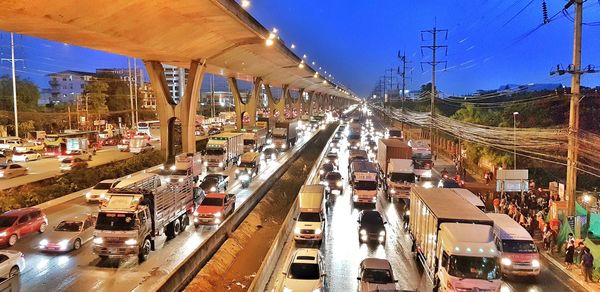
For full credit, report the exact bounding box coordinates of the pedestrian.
[582,248,594,282]
[575,242,585,267]
[484,171,490,185]
[565,240,575,270]
[493,196,500,213]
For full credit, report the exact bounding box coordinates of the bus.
[137,120,161,140]
[43,130,101,157]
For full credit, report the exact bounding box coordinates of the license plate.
[108,248,117,253]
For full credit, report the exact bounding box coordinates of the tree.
[84,80,109,115]
[0,76,40,111]
[97,72,131,112]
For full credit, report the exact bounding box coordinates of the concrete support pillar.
[293,89,303,117]
[145,59,206,160]
[229,77,260,130]
[306,92,314,116]
[266,84,287,122]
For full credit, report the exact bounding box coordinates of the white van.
[487,213,540,277]
[293,184,326,244]
[453,188,486,212]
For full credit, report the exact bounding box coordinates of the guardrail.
[248,123,339,292]
[146,126,330,292]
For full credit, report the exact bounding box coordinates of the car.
[280,248,326,292]
[12,150,42,162]
[318,163,335,180]
[0,163,27,179]
[0,152,12,164]
[59,157,88,172]
[130,142,154,154]
[357,258,398,292]
[0,207,48,246]
[0,250,25,279]
[59,149,92,161]
[117,139,130,151]
[323,171,343,194]
[102,136,121,146]
[437,177,463,188]
[365,140,378,152]
[16,142,45,152]
[38,215,96,252]
[85,179,121,203]
[199,173,229,193]
[357,210,387,244]
[208,127,222,136]
[193,193,236,226]
[324,152,339,167]
[261,147,278,161]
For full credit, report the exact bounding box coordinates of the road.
[0,145,147,191]
[3,127,324,292]
[265,111,586,292]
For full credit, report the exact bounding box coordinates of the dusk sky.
[1,0,599,97]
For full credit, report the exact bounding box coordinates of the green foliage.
[0,150,165,213]
[84,79,109,115]
[0,76,40,111]
[18,120,35,135]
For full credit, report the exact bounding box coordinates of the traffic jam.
[270,105,540,292]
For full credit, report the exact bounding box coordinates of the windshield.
[201,197,224,206]
[239,162,256,168]
[94,182,113,190]
[348,134,360,140]
[362,268,393,284]
[389,130,402,137]
[441,180,460,188]
[0,165,7,170]
[206,149,224,156]
[390,173,414,182]
[413,159,432,169]
[55,221,83,232]
[355,181,378,190]
[448,255,500,281]
[298,212,321,222]
[95,212,136,231]
[243,139,255,145]
[0,216,16,228]
[326,172,342,180]
[361,213,384,226]
[502,240,538,253]
[412,152,432,160]
[288,263,320,280]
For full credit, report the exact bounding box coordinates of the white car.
[85,179,120,203]
[0,250,25,278]
[357,258,398,292]
[280,248,326,292]
[12,150,42,162]
[0,164,27,179]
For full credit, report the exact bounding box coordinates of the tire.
[9,266,19,278]
[73,238,81,250]
[181,215,189,232]
[25,158,29,162]
[172,219,181,237]
[8,234,17,246]
[39,222,47,233]
[138,238,151,263]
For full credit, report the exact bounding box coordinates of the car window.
[17,214,30,224]
[0,255,8,263]
[30,211,41,219]
[83,218,92,229]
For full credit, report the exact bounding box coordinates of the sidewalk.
[538,244,600,290]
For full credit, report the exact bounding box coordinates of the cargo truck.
[242,127,267,153]
[92,174,195,262]
[408,139,433,179]
[377,139,412,191]
[204,132,243,170]
[293,184,326,244]
[272,120,298,150]
[350,160,379,205]
[384,159,414,201]
[408,187,501,291]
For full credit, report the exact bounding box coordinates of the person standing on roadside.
[565,240,575,270]
[582,248,594,282]
[493,196,500,213]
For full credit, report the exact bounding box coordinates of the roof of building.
[47,70,95,77]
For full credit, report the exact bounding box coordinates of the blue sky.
[1,0,599,97]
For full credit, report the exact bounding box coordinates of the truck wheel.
[172,219,181,237]
[138,238,151,263]
[9,266,19,278]
[181,215,189,232]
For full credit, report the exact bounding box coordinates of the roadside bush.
[0,150,164,213]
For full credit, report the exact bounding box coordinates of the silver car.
[0,163,27,179]
[38,215,95,252]
[357,258,398,292]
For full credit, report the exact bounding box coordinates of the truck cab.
[193,193,236,226]
[436,224,502,292]
[350,161,379,205]
[293,185,326,245]
[385,159,414,201]
[235,152,260,188]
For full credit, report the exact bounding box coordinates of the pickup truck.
[193,193,236,226]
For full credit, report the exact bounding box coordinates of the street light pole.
[513,112,518,169]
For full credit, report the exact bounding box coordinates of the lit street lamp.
[513,112,519,169]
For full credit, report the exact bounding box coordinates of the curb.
[539,250,600,290]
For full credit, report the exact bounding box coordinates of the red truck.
[193,193,236,226]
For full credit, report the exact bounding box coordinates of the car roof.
[360,258,392,270]
[293,248,320,264]
[2,207,42,217]
[205,173,223,179]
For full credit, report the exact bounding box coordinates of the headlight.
[379,230,386,236]
[203,161,208,166]
[371,197,377,202]
[405,210,410,216]
[281,144,287,149]
[85,191,92,198]
[294,227,301,234]
[390,189,396,194]
[170,165,176,171]
[500,286,510,292]
[531,259,540,268]
[193,211,198,216]
[178,178,184,182]
[39,239,49,247]
[501,257,512,266]
[214,212,222,217]
[125,238,137,245]
[360,229,367,235]
[93,237,103,244]
[353,195,358,202]
[315,229,322,235]
[336,181,343,187]
[210,187,217,192]
[59,239,69,249]
[218,162,224,167]
[319,170,324,175]
[100,193,106,199]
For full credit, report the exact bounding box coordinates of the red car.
[0,208,48,246]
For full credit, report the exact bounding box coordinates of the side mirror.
[356,277,361,280]
[394,280,398,283]
[321,273,327,277]
[292,218,297,221]
[384,221,388,224]
[282,272,287,275]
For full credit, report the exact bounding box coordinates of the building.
[38,88,52,106]
[96,68,144,83]
[139,82,156,110]
[47,70,95,104]
[163,64,188,102]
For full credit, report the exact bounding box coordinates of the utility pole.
[1,33,23,137]
[133,58,139,126]
[397,51,411,130]
[128,58,135,128]
[421,25,448,158]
